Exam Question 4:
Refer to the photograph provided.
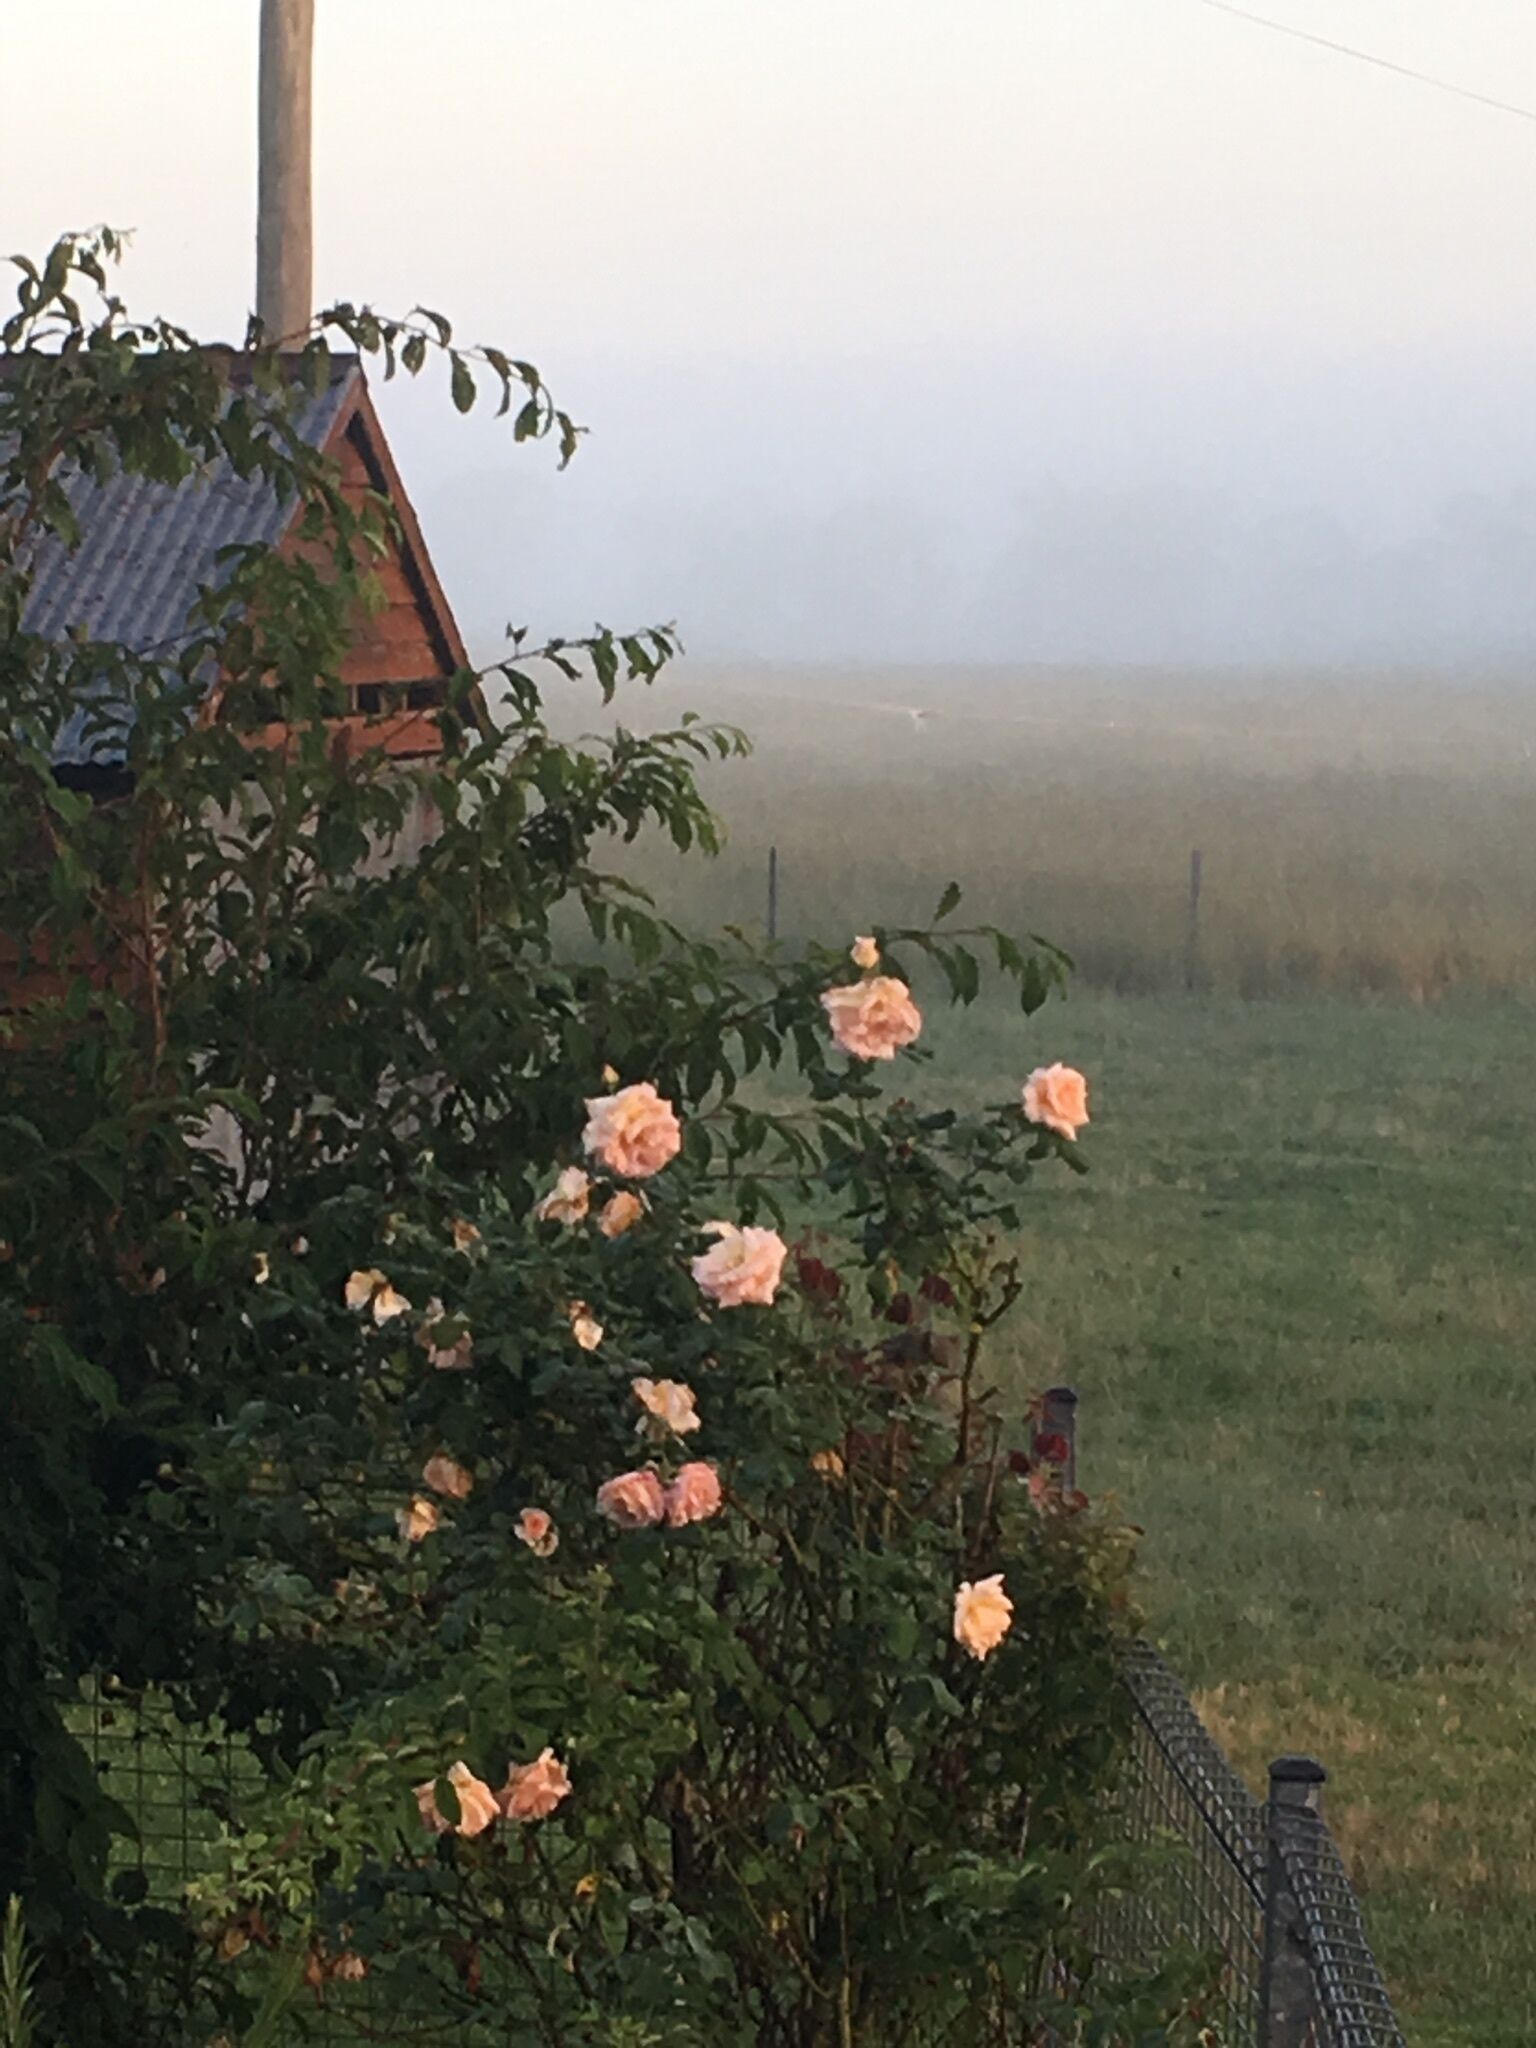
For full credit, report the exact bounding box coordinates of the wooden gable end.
[273,378,472,760]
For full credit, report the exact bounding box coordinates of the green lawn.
[933,991,1534,2048]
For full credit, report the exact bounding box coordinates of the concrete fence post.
[1261,1754,1326,2047]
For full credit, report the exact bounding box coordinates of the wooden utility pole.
[256,0,315,342]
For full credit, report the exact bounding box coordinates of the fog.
[410,341,1536,665]
[10,0,1536,669]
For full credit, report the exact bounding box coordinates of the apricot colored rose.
[691,1222,788,1308]
[535,1165,591,1225]
[451,1216,482,1253]
[345,1268,411,1323]
[568,1302,604,1351]
[397,1495,440,1544]
[515,1507,559,1558]
[810,1447,846,1481]
[953,1574,1013,1661]
[500,1747,572,1822]
[415,1760,499,1837]
[598,1190,646,1239]
[664,1461,724,1527]
[596,1468,667,1528]
[1022,1063,1089,1142]
[850,935,880,970]
[581,1082,682,1179]
[820,976,922,1061]
[632,1377,701,1437]
[422,1453,473,1501]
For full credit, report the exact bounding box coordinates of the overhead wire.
[1190,0,1536,126]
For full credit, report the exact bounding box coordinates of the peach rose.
[397,1494,440,1544]
[500,1747,572,1822]
[568,1302,604,1351]
[515,1506,559,1558]
[1022,1063,1089,1143]
[664,1461,723,1527]
[691,1222,788,1308]
[422,1453,473,1501]
[820,976,922,1061]
[451,1216,482,1254]
[632,1376,701,1438]
[953,1574,1013,1661]
[582,1082,683,1179]
[415,1760,499,1838]
[330,1952,368,1983]
[850,935,879,970]
[415,1297,474,1371]
[598,1190,646,1239]
[810,1447,846,1481]
[345,1268,412,1324]
[535,1165,591,1225]
[596,1468,667,1529]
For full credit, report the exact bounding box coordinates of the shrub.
[0,236,1214,2047]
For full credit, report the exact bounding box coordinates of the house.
[2,350,475,1004]
[16,350,474,783]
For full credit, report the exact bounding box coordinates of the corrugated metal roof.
[8,358,360,765]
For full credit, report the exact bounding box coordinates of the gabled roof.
[6,352,469,767]
[19,362,356,657]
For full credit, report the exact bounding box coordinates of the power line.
[1191,0,1536,127]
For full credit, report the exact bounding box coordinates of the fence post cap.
[1269,1753,1326,1783]
[1043,1385,1079,1408]
[1269,1754,1327,1811]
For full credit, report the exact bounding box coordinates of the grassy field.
[927,990,1535,2048]
[573,660,1536,999]
[570,657,1535,2035]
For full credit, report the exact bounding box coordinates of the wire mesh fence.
[1090,1638,1408,2048]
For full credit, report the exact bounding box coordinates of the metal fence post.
[1261,1754,1326,2047]
[1040,1385,1078,1491]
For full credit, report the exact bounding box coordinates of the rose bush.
[0,237,1217,2046]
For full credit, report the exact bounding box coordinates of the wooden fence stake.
[1185,847,1203,993]
[767,845,779,942]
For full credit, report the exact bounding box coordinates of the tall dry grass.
[557,661,1536,998]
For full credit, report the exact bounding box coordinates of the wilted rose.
[499,1747,572,1822]
[535,1166,591,1225]
[422,1453,473,1501]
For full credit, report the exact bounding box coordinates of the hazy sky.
[9,2,1536,665]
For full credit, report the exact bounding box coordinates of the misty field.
[578,661,1536,999]
[574,662,1536,2043]
[932,991,1534,2048]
